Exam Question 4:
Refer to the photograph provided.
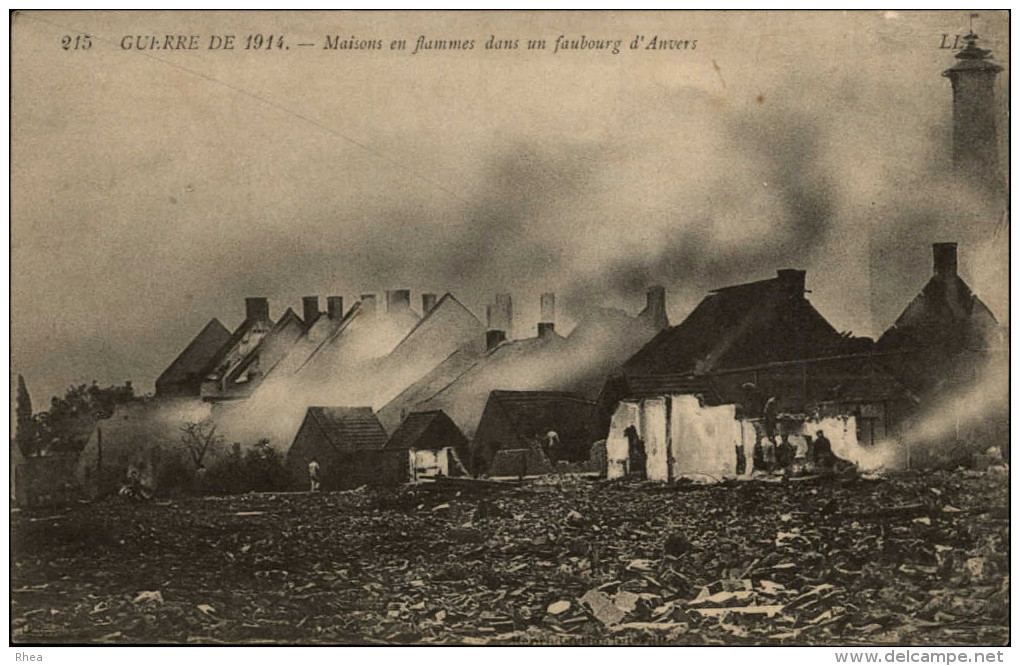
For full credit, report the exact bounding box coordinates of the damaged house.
[154,319,232,398]
[384,409,470,479]
[602,269,919,456]
[595,267,926,475]
[390,288,668,442]
[471,390,598,477]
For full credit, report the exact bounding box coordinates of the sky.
[11,10,1010,405]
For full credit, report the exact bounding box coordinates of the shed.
[385,409,469,462]
[286,406,393,490]
[471,390,596,475]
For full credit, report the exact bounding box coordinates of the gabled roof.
[623,272,840,376]
[390,293,482,352]
[227,307,305,384]
[304,406,388,451]
[156,319,232,389]
[203,314,276,381]
[385,409,459,450]
[485,390,596,442]
[878,274,1000,352]
[377,345,485,433]
[614,373,723,404]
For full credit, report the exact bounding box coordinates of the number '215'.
[61,35,92,50]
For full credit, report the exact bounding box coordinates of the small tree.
[15,375,37,457]
[180,421,224,468]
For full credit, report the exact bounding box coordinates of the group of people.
[741,428,834,475]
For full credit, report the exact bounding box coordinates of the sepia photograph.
[9,9,1010,649]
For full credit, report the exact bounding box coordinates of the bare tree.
[180,421,224,468]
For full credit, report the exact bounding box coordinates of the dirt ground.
[10,468,1009,645]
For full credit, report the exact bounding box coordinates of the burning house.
[599,269,920,463]
[877,243,1003,396]
[200,298,275,400]
[154,319,231,398]
[471,390,597,477]
[392,289,667,441]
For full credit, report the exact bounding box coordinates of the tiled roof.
[306,406,388,451]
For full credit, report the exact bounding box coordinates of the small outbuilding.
[385,410,468,459]
[286,406,398,490]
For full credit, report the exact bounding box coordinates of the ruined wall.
[669,396,744,481]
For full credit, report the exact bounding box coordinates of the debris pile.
[11,469,1009,645]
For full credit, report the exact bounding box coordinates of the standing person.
[308,457,321,492]
[777,433,795,470]
[813,430,834,472]
[544,430,561,463]
[762,396,779,471]
[624,426,646,478]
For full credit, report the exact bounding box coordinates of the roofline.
[388,292,482,351]
[155,318,231,386]
[294,300,363,374]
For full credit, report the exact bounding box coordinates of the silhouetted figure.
[777,433,795,470]
[624,425,646,477]
[813,430,835,472]
[735,443,747,475]
[762,396,779,471]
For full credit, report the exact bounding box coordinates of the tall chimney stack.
[302,296,320,325]
[933,242,959,280]
[494,293,513,339]
[422,293,438,315]
[538,292,556,337]
[245,297,270,323]
[485,296,512,352]
[943,30,1003,192]
[360,294,377,318]
[327,296,344,321]
[386,289,411,313]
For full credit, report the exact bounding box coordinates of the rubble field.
[11,469,1009,645]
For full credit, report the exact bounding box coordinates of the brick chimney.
[327,296,344,321]
[386,289,411,313]
[538,292,555,337]
[641,285,669,330]
[933,242,958,280]
[776,269,806,299]
[302,296,320,325]
[422,293,438,315]
[360,294,377,318]
[245,297,270,323]
[486,296,512,352]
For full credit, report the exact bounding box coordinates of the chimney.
[360,294,377,317]
[486,296,512,352]
[539,292,556,337]
[933,242,959,279]
[386,289,411,313]
[327,296,344,321]
[642,285,669,330]
[494,293,513,338]
[302,296,320,325]
[245,297,270,323]
[422,293,438,315]
[776,269,806,298]
[486,330,507,351]
[942,31,1004,192]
